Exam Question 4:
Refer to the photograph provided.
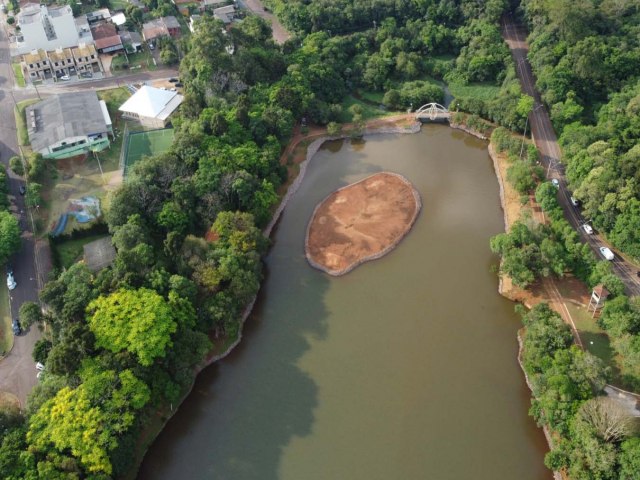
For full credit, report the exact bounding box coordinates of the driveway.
[0,14,45,407]
[502,16,640,297]
[238,0,291,44]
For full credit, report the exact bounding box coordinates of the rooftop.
[72,43,97,57]
[162,15,180,29]
[48,5,72,18]
[48,47,73,62]
[23,48,47,63]
[26,92,109,152]
[119,85,184,120]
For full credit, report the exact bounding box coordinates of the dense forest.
[522,0,640,260]
[1,0,639,478]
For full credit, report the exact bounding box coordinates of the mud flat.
[305,172,421,275]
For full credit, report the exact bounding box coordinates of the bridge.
[415,103,450,121]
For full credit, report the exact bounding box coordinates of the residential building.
[47,47,75,78]
[127,0,148,11]
[120,30,143,52]
[213,4,236,24]
[26,92,112,159]
[91,23,123,53]
[141,16,181,41]
[71,43,103,75]
[22,49,51,81]
[16,4,80,55]
[119,85,184,128]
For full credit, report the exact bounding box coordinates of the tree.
[32,338,52,364]
[576,397,635,443]
[87,288,177,366]
[326,122,341,136]
[8,156,22,176]
[27,152,45,181]
[619,437,640,480]
[0,211,21,266]
[19,301,41,330]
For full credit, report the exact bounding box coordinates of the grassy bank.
[15,98,40,146]
[12,63,25,88]
[53,234,109,269]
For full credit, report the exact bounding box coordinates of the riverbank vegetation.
[0,0,638,478]
[518,303,640,478]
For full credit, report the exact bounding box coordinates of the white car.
[551,178,560,188]
[599,246,615,261]
[570,196,579,206]
[36,362,45,371]
[6,273,16,291]
[59,75,70,81]
[582,224,594,235]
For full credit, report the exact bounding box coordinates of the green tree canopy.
[87,288,178,366]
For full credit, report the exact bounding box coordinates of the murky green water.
[139,125,549,480]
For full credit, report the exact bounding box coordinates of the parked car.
[599,246,615,261]
[582,224,594,235]
[79,71,93,79]
[19,185,26,195]
[175,82,183,88]
[36,362,45,371]
[570,196,579,206]
[551,178,560,188]
[12,318,21,336]
[59,75,70,81]
[6,272,16,290]
[168,77,179,83]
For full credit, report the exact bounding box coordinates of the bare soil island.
[305,172,421,276]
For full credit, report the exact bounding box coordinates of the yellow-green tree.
[87,288,177,366]
[27,368,149,476]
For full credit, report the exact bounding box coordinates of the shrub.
[9,156,23,176]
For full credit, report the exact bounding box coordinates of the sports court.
[122,128,175,176]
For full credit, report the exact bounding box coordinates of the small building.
[91,23,123,53]
[22,49,51,81]
[120,30,143,52]
[111,12,126,26]
[127,0,148,11]
[83,236,116,272]
[588,284,610,318]
[86,8,111,24]
[213,4,236,24]
[75,15,95,46]
[141,16,181,41]
[201,0,228,10]
[188,14,201,33]
[26,92,112,159]
[47,47,75,78]
[71,43,103,75]
[119,85,184,128]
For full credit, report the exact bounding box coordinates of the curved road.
[502,16,640,297]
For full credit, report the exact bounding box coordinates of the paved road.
[238,0,291,44]
[0,18,43,407]
[502,16,640,297]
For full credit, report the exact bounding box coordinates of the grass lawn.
[339,95,399,123]
[109,0,129,10]
[448,81,501,102]
[0,281,14,357]
[12,63,25,88]
[358,90,384,104]
[112,50,157,74]
[15,98,40,146]
[54,234,109,269]
[567,303,620,379]
[123,128,175,176]
[98,87,131,118]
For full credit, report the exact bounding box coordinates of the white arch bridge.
[415,103,450,121]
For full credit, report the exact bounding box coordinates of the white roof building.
[119,85,184,128]
[111,12,127,26]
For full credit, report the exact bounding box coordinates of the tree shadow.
[138,137,381,480]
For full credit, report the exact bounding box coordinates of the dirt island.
[305,172,421,276]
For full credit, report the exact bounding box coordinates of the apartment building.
[16,4,80,55]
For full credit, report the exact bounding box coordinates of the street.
[502,16,640,297]
[0,14,43,406]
